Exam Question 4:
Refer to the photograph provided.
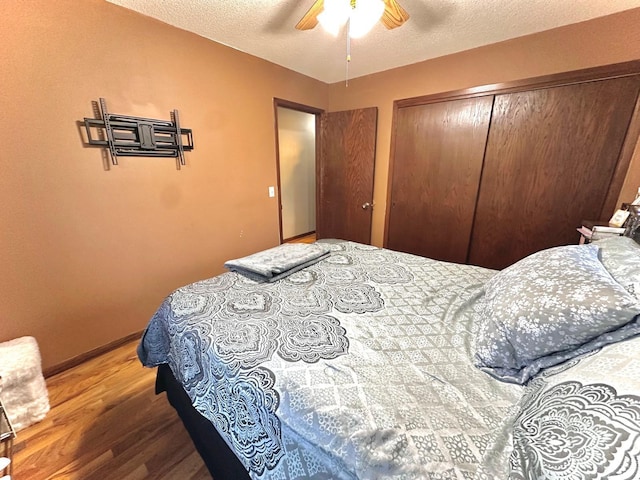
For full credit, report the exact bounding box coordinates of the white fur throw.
[0,336,50,431]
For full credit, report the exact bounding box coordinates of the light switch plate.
[268,186,275,198]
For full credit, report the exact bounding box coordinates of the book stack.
[577,225,625,244]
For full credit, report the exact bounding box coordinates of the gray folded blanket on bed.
[224,242,331,282]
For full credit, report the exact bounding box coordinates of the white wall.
[277,107,316,239]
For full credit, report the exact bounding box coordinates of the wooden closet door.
[386,97,493,263]
[468,75,640,270]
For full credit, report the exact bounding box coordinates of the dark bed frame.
[156,364,251,479]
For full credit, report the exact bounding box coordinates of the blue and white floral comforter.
[138,240,524,479]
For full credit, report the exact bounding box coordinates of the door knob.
[362,202,372,210]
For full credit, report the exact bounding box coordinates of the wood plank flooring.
[285,232,316,244]
[12,339,211,480]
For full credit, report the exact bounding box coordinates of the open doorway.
[274,99,323,243]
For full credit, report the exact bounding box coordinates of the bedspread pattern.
[139,241,523,479]
[473,337,640,480]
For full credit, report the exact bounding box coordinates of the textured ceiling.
[106,0,640,84]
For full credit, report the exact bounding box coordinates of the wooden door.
[468,75,640,270]
[317,107,377,244]
[385,97,494,263]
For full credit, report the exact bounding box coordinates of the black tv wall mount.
[82,98,193,168]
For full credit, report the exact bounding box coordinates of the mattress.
[139,237,640,479]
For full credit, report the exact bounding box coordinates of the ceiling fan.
[295,0,409,34]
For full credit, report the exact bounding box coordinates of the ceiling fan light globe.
[318,0,351,36]
[349,0,385,38]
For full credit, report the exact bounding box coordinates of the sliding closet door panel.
[468,75,640,270]
[386,97,493,263]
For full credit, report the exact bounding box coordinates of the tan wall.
[0,0,328,370]
[327,8,640,246]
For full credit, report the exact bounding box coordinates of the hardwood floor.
[12,339,211,480]
[285,232,316,244]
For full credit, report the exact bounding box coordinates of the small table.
[0,399,15,477]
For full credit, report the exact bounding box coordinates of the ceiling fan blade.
[380,0,409,29]
[295,0,324,30]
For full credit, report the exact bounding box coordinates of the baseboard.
[43,330,143,378]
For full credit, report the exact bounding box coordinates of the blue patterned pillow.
[473,244,640,384]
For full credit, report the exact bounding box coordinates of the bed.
[138,235,640,479]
